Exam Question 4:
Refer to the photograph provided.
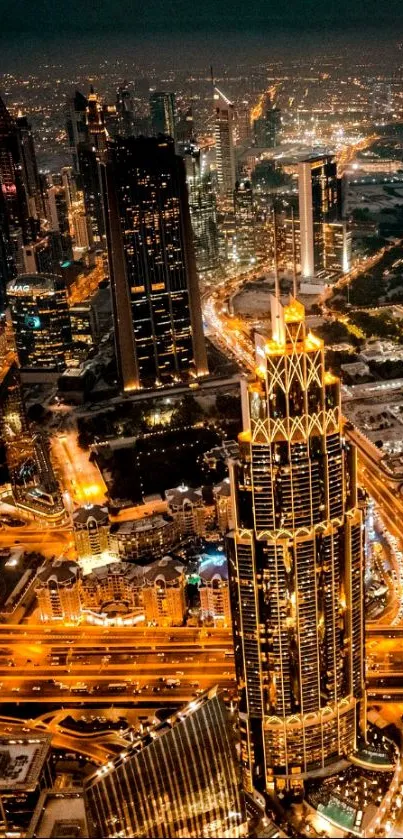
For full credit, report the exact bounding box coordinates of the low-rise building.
[213,478,233,534]
[109,514,177,562]
[165,484,214,539]
[35,558,81,622]
[143,556,186,626]
[80,562,143,618]
[73,504,112,560]
[199,555,231,626]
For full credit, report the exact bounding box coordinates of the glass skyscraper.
[84,687,247,838]
[7,273,72,371]
[226,296,365,794]
[102,135,208,390]
[298,154,341,278]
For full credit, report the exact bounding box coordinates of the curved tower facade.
[226,296,365,794]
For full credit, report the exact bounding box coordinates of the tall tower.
[214,86,236,196]
[0,96,32,285]
[65,90,89,173]
[227,296,365,794]
[102,135,208,390]
[150,91,176,140]
[298,154,340,278]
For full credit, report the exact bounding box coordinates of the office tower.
[115,81,134,138]
[102,135,208,390]
[227,297,365,793]
[35,558,81,622]
[142,556,186,626]
[84,687,246,838]
[234,180,255,264]
[73,504,111,560]
[235,100,252,146]
[0,732,53,836]
[184,147,219,274]
[199,555,231,626]
[323,221,352,274]
[150,91,176,140]
[76,92,108,245]
[214,87,236,196]
[176,106,194,153]
[71,205,94,250]
[61,165,78,209]
[298,154,340,278]
[69,303,99,357]
[7,272,72,371]
[16,113,44,222]
[45,185,73,263]
[253,104,281,149]
[66,90,89,172]
[0,97,32,285]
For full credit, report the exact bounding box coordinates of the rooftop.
[0,732,51,792]
[7,273,62,295]
[73,504,109,526]
[37,558,80,586]
[27,790,88,838]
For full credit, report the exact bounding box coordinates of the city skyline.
[0,20,403,838]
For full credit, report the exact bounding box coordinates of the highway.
[0,625,235,704]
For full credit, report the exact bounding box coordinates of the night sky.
[0,0,401,35]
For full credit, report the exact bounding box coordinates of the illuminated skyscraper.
[84,687,246,838]
[150,91,176,140]
[234,180,255,264]
[66,90,89,173]
[7,273,72,371]
[227,296,365,793]
[16,112,44,222]
[102,135,208,390]
[77,89,108,243]
[298,155,340,278]
[214,87,236,196]
[0,96,33,285]
[184,146,219,274]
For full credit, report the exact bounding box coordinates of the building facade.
[84,687,246,839]
[109,514,178,562]
[150,91,176,140]
[143,556,186,626]
[298,155,341,278]
[214,87,236,197]
[35,559,81,622]
[102,135,208,390]
[7,273,72,371]
[199,556,231,626]
[226,296,365,793]
[73,504,112,560]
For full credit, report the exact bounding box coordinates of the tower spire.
[272,206,280,299]
[291,206,297,299]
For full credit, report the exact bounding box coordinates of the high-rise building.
[150,91,176,140]
[184,147,219,274]
[116,81,134,138]
[101,135,208,390]
[76,89,108,244]
[323,221,352,274]
[66,90,89,173]
[84,687,246,838]
[0,97,33,287]
[16,112,44,222]
[234,180,255,264]
[45,185,73,263]
[214,87,236,196]
[35,558,81,622]
[7,272,72,371]
[253,104,281,149]
[227,296,365,794]
[298,154,341,278]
